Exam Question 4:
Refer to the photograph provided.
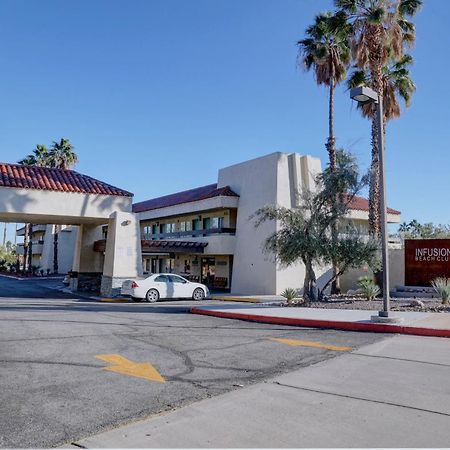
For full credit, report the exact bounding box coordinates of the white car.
[121,273,209,302]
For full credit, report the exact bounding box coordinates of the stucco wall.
[217,153,279,294]
[0,187,132,224]
[340,248,405,292]
[217,152,324,295]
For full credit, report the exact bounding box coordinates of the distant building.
[16,224,78,274]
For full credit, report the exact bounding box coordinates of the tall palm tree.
[336,0,421,236]
[18,138,78,274]
[348,54,416,122]
[298,11,351,172]
[48,138,78,170]
[298,12,351,294]
[47,138,77,273]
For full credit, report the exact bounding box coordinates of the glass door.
[201,257,216,288]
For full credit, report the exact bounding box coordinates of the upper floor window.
[180,221,192,232]
[211,217,224,229]
[161,223,176,233]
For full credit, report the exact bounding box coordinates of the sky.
[0,0,448,242]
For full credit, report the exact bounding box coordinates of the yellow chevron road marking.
[96,354,165,383]
[270,338,352,352]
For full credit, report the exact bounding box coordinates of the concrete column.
[69,225,83,291]
[101,211,143,297]
[70,224,104,292]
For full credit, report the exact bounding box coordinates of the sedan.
[121,273,209,302]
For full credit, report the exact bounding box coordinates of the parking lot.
[0,276,387,448]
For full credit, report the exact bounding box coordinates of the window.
[192,219,201,231]
[152,224,158,234]
[180,221,192,232]
[211,217,224,229]
[168,275,186,284]
[203,217,211,229]
[161,223,176,233]
[154,275,169,282]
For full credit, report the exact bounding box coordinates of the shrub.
[357,276,380,301]
[431,277,450,305]
[281,288,298,305]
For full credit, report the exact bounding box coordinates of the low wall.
[340,248,405,292]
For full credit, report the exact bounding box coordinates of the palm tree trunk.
[327,80,340,295]
[22,224,28,272]
[53,225,59,274]
[27,224,33,274]
[327,80,337,172]
[369,117,381,237]
[367,24,384,238]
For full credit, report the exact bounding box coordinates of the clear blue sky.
[0,0,448,241]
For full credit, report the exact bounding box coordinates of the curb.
[211,296,261,303]
[190,308,450,338]
[100,298,130,303]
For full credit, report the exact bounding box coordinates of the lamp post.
[350,87,400,323]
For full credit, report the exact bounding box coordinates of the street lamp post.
[350,87,400,322]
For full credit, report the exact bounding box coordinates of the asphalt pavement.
[72,334,450,448]
[0,276,387,448]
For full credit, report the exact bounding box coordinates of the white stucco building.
[128,152,401,295]
[1,152,401,296]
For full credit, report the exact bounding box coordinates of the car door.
[168,275,191,298]
[152,274,169,298]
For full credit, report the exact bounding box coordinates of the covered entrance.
[0,162,142,296]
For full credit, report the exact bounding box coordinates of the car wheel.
[192,287,205,301]
[131,296,142,302]
[146,289,160,303]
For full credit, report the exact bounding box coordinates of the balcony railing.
[142,227,236,240]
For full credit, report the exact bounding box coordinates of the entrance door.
[201,257,215,288]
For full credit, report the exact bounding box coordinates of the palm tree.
[336,0,421,236]
[348,54,416,123]
[18,138,78,274]
[48,138,78,170]
[298,12,351,294]
[47,138,77,273]
[18,144,49,167]
[298,11,351,172]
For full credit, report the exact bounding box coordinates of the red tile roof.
[0,163,133,197]
[133,183,239,213]
[349,195,400,215]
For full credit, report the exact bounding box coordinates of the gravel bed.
[284,297,450,313]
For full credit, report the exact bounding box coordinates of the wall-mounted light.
[121,220,132,226]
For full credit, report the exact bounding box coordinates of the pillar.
[100,211,143,297]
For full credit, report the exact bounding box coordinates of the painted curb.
[190,308,450,338]
[100,298,130,303]
[211,296,260,303]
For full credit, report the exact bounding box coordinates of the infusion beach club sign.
[405,239,450,286]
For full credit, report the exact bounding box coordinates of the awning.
[141,240,208,254]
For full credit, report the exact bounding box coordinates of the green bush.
[357,276,380,301]
[280,288,298,305]
[431,277,450,305]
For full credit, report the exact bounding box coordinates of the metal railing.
[142,227,236,240]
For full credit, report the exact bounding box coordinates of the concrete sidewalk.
[67,334,450,448]
[191,304,450,338]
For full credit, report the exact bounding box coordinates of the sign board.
[405,239,450,286]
